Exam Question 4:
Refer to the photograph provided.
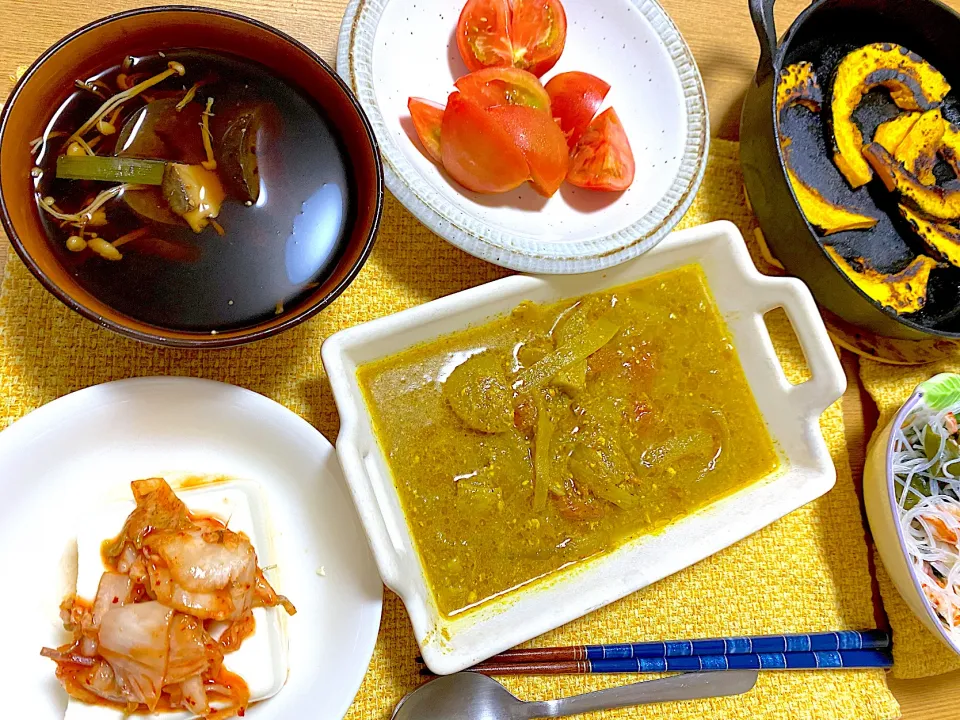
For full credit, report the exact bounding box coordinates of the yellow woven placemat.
[0,139,898,719]
[860,358,960,679]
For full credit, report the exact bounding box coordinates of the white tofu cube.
[66,479,289,719]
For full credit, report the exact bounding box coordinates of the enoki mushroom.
[176,81,204,111]
[37,185,127,226]
[200,97,217,170]
[69,61,185,142]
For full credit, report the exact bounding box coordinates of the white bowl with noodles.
[864,373,960,656]
[336,0,708,273]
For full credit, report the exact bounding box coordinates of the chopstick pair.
[428,630,893,676]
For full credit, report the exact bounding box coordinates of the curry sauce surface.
[359,265,779,616]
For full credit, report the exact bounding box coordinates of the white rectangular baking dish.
[322,220,846,674]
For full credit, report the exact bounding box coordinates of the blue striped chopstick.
[458,630,894,676]
[467,649,893,676]
[583,649,893,673]
[489,630,891,662]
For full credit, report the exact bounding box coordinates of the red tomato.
[509,0,568,77]
[408,97,444,163]
[456,0,567,78]
[441,92,530,193]
[457,0,513,73]
[567,108,635,192]
[455,68,551,112]
[545,71,611,148]
[489,105,568,196]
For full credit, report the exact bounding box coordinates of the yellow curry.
[358,265,779,616]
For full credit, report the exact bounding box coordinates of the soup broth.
[359,265,780,616]
[32,49,353,332]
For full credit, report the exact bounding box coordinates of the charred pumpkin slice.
[892,109,944,185]
[777,63,878,234]
[832,43,950,188]
[776,61,822,122]
[864,142,960,220]
[825,245,937,314]
[874,112,922,152]
[941,123,960,176]
[900,205,960,267]
[784,161,878,234]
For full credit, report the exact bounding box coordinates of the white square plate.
[322,220,847,673]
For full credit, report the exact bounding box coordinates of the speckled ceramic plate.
[337,0,708,273]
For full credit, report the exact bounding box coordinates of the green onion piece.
[56,156,166,185]
[516,314,620,391]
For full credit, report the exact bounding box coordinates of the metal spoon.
[391,669,759,719]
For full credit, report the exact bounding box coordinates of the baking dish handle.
[749,0,778,85]
[336,439,404,589]
[755,276,847,416]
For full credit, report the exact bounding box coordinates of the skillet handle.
[749,0,778,85]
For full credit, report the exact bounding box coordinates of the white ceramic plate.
[337,0,708,273]
[323,220,847,673]
[0,377,382,719]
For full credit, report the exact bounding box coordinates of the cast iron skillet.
[741,0,960,341]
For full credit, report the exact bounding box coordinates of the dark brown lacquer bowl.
[0,6,382,348]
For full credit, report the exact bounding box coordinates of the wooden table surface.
[1,0,957,717]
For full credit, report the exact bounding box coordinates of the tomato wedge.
[457,0,514,73]
[455,68,551,112]
[408,97,444,163]
[545,71,611,148]
[567,108,635,192]
[456,0,567,78]
[489,105,568,196]
[509,0,567,77]
[441,92,530,193]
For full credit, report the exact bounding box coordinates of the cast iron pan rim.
[0,4,384,349]
[765,0,960,340]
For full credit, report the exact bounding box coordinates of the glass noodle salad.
[891,376,960,639]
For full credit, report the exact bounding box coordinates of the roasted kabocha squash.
[900,205,960,267]
[874,112,922,152]
[776,61,822,121]
[864,142,960,220]
[777,62,878,234]
[876,109,944,185]
[825,245,938,314]
[784,160,878,234]
[832,43,950,188]
[941,123,960,176]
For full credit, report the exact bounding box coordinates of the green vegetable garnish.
[896,476,931,510]
[533,398,554,512]
[920,373,960,411]
[56,156,166,185]
[569,444,638,510]
[517,314,620,391]
[923,425,942,460]
[552,301,596,395]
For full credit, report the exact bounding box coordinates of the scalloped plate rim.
[336,0,709,273]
